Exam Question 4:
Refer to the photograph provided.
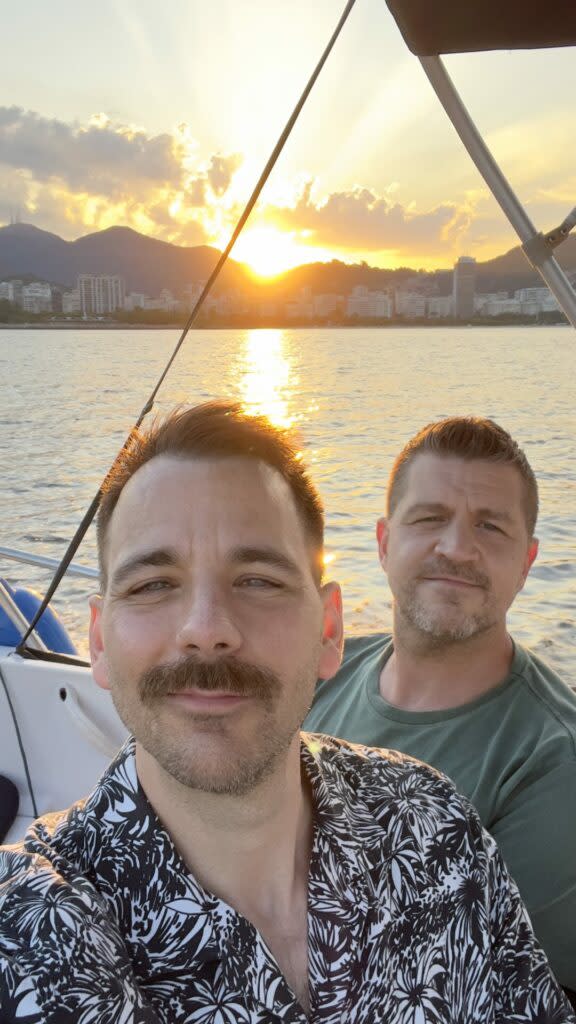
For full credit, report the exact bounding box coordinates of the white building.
[514,287,559,314]
[286,288,314,320]
[427,295,453,318]
[347,286,391,318]
[78,275,125,316]
[474,292,508,313]
[514,287,550,304]
[313,293,343,318]
[183,283,204,311]
[394,290,427,318]
[159,289,184,313]
[481,297,522,316]
[62,289,81,314]
[124,292,148,311]
[0,280,23,305]
[475,287,561,317]
[21,282,52,314]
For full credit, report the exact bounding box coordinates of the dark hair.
[387,416,538,535]
[97,400,325,586]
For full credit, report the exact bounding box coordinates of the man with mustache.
[306,416,576,1000]
[1,403,573,1023]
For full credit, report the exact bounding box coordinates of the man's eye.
[414,516,443,524]
[129,580,174,595]
[236,577,282,590]
[479,521,504,534]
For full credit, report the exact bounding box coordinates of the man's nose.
[434,519,479,561]
[176,588,243,656]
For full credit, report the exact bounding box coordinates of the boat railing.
[0,546,98,580]
[0,548,97,653]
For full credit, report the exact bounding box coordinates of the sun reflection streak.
[239,329,295,427]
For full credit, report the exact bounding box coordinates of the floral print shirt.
[0,734,573,1024]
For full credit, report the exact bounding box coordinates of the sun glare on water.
[239,329,294,426]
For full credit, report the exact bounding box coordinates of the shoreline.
[0,320,568,331]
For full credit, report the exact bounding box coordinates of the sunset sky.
[1,0,574,274]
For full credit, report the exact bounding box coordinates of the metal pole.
[420,55,576,330]
[0,547,98,580]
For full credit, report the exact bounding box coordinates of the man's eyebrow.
[403,502,449,517]
[475,507,514,524]
[403,502,514,523]
[229,545,304,577]
[110,545,304,587]
[110,548,180,588]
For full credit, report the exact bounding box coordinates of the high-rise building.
[78,275,125,316]
[452,257,476,319]
[0,280,23,305]
[21,282,53,314]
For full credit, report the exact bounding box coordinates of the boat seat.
[0,774,19,843]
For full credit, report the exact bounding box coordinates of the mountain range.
[0,224,248,295]
[1,222,575,297]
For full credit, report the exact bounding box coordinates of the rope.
[15,0,358,655]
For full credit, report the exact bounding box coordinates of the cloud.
[0,167,31,223]
[0,106,515,264]
[0,107,243,245]
[264,180,473,257]
[206,153,243,197]
[0,106,183,199]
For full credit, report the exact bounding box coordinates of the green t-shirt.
[305,634,576,990]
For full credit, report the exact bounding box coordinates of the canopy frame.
[419,55,576,329]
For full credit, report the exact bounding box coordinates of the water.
[1,326,574,672]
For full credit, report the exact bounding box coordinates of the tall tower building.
[78,275,125,316]
[452,257,476,319]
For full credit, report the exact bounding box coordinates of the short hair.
[387,416,538,535]
[97,400,324,587]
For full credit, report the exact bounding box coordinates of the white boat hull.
[0,648,128,843]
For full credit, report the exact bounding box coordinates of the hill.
[475,235,576,293]
[0,224,250,294]
[1,222,575,297]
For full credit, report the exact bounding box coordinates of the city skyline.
[3,255,570,325]
[1,1,574,274]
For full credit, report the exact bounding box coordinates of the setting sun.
[231,227,324,278]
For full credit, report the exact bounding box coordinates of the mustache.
[419,557,490,589]
[138,656,281,706]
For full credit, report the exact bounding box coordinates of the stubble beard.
[395,559,496,651]
[109,654,317,797]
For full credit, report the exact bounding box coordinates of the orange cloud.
[262,179,473,258]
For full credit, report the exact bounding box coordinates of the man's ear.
[318,581,343,681]
[376,517,389,569]
[88,594,111,691]
[518,537,539,592]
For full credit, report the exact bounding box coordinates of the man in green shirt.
[306,416,576,996]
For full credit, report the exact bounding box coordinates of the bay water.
[1,325,574,673]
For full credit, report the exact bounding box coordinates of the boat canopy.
[385,0,576,55]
